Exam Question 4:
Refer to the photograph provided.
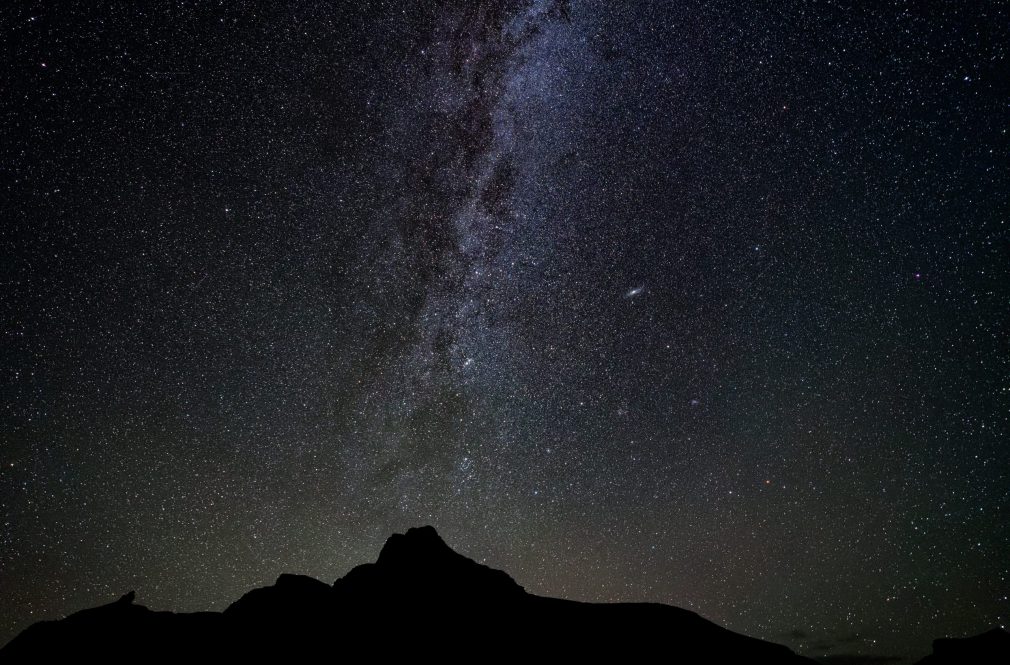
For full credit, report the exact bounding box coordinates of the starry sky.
[2,1,1007,660]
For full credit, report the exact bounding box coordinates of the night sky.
[2,1,1008,660]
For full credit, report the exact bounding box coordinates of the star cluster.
[2,1,1007,660]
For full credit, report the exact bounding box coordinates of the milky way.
[2,2,1007,661]
[344,2,576,509]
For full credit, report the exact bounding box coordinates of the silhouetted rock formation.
[1,525,817,662]
[913,627,1010,664]
[335,524,525,600]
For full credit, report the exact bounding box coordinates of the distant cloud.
[783,628,905,664]
[814,656,905,665]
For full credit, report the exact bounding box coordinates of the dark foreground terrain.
[2,526,1006,663]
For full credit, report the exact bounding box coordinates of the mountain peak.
[334,525,525,599]
[376,525,456,567]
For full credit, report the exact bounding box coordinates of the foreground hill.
[1,526,818,662]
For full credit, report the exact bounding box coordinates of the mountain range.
[2,526,1005,663]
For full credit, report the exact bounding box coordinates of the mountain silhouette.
[913,627,1010,664]
[1,525,820,661]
